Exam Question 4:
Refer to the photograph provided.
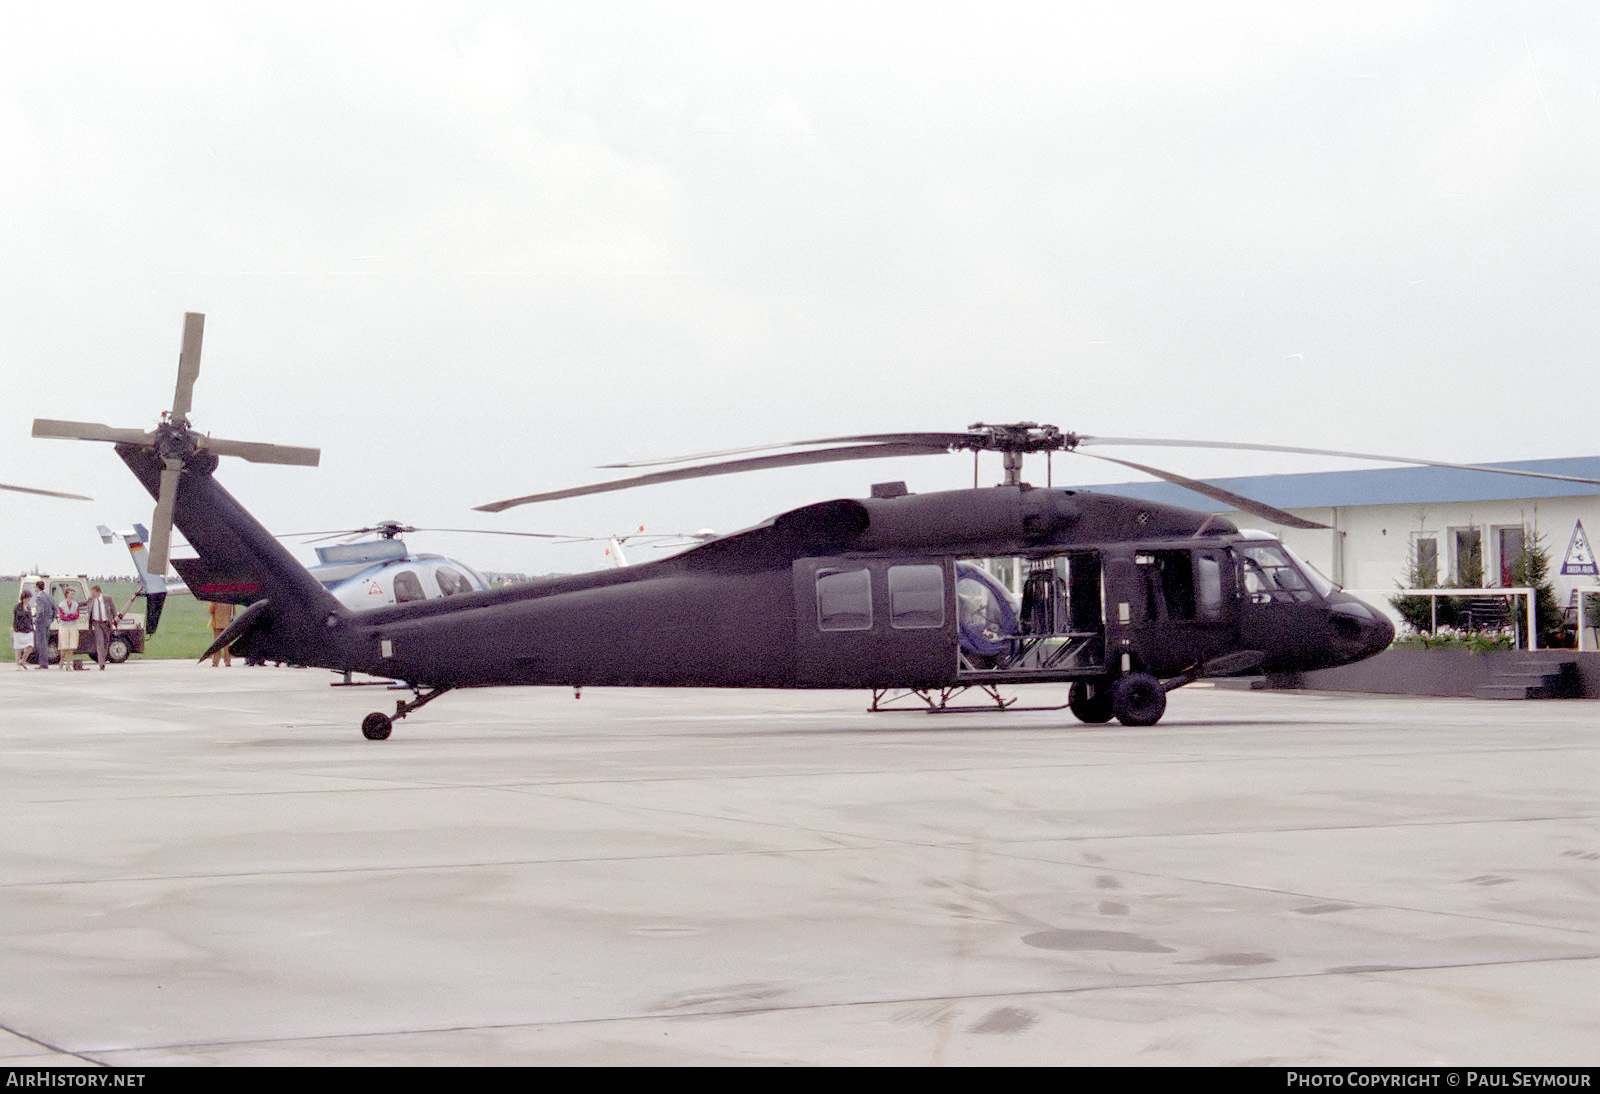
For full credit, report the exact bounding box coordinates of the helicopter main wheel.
[1068,679,1115,724]
[361,712,393,741]
[1110,672,1167,727]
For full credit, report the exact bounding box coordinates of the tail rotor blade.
[201,437,321,466]
[32,419,154,445]
[146,462,182,576]
[170,312,204,422]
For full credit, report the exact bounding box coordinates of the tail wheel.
[1068,680,1115,724]
[1110,672,1167,727]
[361,713,393,741]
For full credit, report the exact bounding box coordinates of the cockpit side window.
[1236,544,1319,604]
[436,566,470,596]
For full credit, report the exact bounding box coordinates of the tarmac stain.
[651,983,784,1011]
[1098,901,1130,916]
[1094,875,1122,889]
[1181,952,1276,967]
[1022,929,1173,953]
[1295,902,1355,915]
[968,1006,1037,1034]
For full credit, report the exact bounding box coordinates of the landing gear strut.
[361,686,452,740]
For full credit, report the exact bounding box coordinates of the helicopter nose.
[1328,599,1395,664]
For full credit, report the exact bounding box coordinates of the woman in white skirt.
[12,590,34,669]
[55,587,81,670]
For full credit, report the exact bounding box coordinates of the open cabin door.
[953,551,1108,682]
[793,558,956,688]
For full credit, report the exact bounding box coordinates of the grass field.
[2,581,217,661]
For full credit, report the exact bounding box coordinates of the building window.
[1413,537,1438,586]
[1451,528,1483,586]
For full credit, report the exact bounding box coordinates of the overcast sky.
[3,1,1597,576]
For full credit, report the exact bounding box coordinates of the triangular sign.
[1561,520,1597,575]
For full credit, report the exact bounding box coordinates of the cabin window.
[436,566,470,596]
[393,570,427,603]
[888,565,945,629]
[1136,550,1196,621]
[1196,555,1225,618]
[816,568,872,631]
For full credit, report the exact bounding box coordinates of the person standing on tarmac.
[87,585,118,670]
[31,581,55,670]
[55,587,81,670]
[209,599,236,666]
[13,590,34,669]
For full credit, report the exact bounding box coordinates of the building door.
[1497,526,1525,587]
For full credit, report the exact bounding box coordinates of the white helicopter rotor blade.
[200,437,321,467]
[0,482,93,501]
[32,419,154,445]
[170,312,205,422]
[145,462,182,576]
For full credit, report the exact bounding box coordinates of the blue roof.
[1076,456,1600,512]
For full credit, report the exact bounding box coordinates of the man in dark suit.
[87,585,119,669]
[31,581,55,670]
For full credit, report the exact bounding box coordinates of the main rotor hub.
[153,417,200,464]
[963,422,1075,453]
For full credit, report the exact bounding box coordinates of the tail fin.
[144,590,167,636]
[116,444,346,667]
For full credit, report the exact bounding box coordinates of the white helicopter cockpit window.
[888,565,944,629]
[393,570,427,603]
[1236,544,1322,604]
[435,566,471,596]
[816,568,872,631]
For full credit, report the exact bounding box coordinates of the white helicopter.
[105,515,714,629]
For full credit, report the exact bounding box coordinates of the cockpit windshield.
[1282,545,1338,597]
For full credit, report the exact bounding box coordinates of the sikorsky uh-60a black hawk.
[34,314,1600,740]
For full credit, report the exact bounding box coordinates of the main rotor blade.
[0,482,93,501]
[1077,452,1330,530]
[32,419,154,445]
[170,312,205,422]
[478,441,950,512]
[601,433,978,469]
[200,437,321,466]
[1075,437,1600,488]
[146,461,182,576]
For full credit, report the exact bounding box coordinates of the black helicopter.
[35,314,1600,740]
